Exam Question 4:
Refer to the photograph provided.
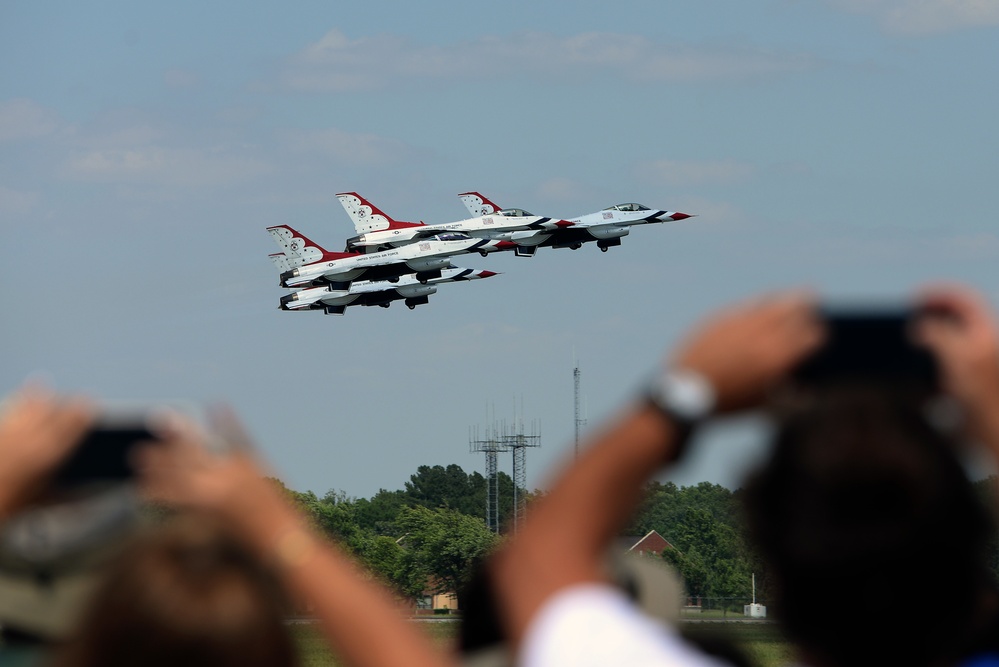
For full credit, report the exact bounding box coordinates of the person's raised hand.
[0,383,95,516]
[915,283,999,444]
[671,290,825,413]
[135,406,286,530]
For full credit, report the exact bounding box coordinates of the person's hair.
[743,385,996,667]
[49,511,296,667]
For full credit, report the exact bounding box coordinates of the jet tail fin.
[269,253,303,272]
[336,192,424,235]
[458,192,503,218]
[267,225,356,263]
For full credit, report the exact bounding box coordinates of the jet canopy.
[432,232,473,241]
[497,208,533,217]
[604,203,651,212]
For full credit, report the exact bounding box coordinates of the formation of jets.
[267,192,694,315]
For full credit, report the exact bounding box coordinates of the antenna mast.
[573,362,586,459]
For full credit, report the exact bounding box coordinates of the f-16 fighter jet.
[336,192,573,254]
[458,192,694,257]
[278,267,499,315]
[267,224,514,289]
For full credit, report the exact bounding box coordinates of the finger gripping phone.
[791,307,939,391]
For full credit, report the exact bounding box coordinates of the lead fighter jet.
[458,192,694,257]
[336,192,573,254]
[267,224,514,289]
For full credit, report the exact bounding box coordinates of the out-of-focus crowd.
[2,283,998,667]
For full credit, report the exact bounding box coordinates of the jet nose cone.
[479,270,499,278]
[495,241,517,249]
[555,219,574,228]
[670,212,693,221]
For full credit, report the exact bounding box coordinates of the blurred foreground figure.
[484,285,999,667]
[49,513,295,667]
[0,390,453,667]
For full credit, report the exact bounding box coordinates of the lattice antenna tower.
[469,418,509,533]
[504,399,541,534]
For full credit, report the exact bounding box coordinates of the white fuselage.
[566,206,687,234]
[280,268,496,311]
[281,234,507,288]
[347,209,564,252]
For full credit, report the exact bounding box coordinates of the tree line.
[272,465,999,610]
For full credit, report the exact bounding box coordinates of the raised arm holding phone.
[486,284,999,667]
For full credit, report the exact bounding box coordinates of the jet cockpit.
[432,232,473,242]
[497,208,533,217]
[604,203,651,212]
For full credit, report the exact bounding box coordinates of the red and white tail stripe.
[267,225,356,263]
[458,191,503,218]
[336,192,424,235]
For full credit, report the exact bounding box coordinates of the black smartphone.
[791,306,939,391]
[53,416,161,488]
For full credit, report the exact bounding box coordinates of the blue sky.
[3,0,999,499]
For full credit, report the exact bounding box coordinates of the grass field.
[681,622,797,667]
[291,619,797,667]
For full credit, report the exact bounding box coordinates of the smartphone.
[53,415,161,488]
[791,306,939,391]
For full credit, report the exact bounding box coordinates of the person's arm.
[916,284,999,470]
[136,410,456,667]
[0,384,93,519]
[489,291,824,647]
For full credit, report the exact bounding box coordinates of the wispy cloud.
[635,158,758,188]
[828,0,999,34]
[164,68,200,89]
[533,177,595,203]
[61,146,271,187]
[278,30,817,92]
[281,127,423,166]
[0,96,425,199]
[0,99,63,142]
[0,186,39,216]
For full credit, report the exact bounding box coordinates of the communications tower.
[470,415,541,534]
[506,418,540,533]
[469,422,508,533]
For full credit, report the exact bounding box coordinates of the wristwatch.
[644,368,715,460]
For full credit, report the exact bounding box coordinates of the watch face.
[657,371,714,421]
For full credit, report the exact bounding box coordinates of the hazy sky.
[3,0,999,500]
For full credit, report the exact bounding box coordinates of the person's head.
[743,384,996,667]
[50,510,296,667]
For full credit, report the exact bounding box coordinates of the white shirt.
[519,583,734,667]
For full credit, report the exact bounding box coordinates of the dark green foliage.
[354,489,407,535]
[626,481,753,600]
[282,464,516,599]
[352,465,519,535]
[403,464,517,527]
[394,505,501,607]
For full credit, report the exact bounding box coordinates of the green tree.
[629,481,755,602]
[354,488,407,535]
[395,505,501,608]
[355,534,406,593]
[310,490,364,552]
[401,464,518,528]
[662,546,709,599]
